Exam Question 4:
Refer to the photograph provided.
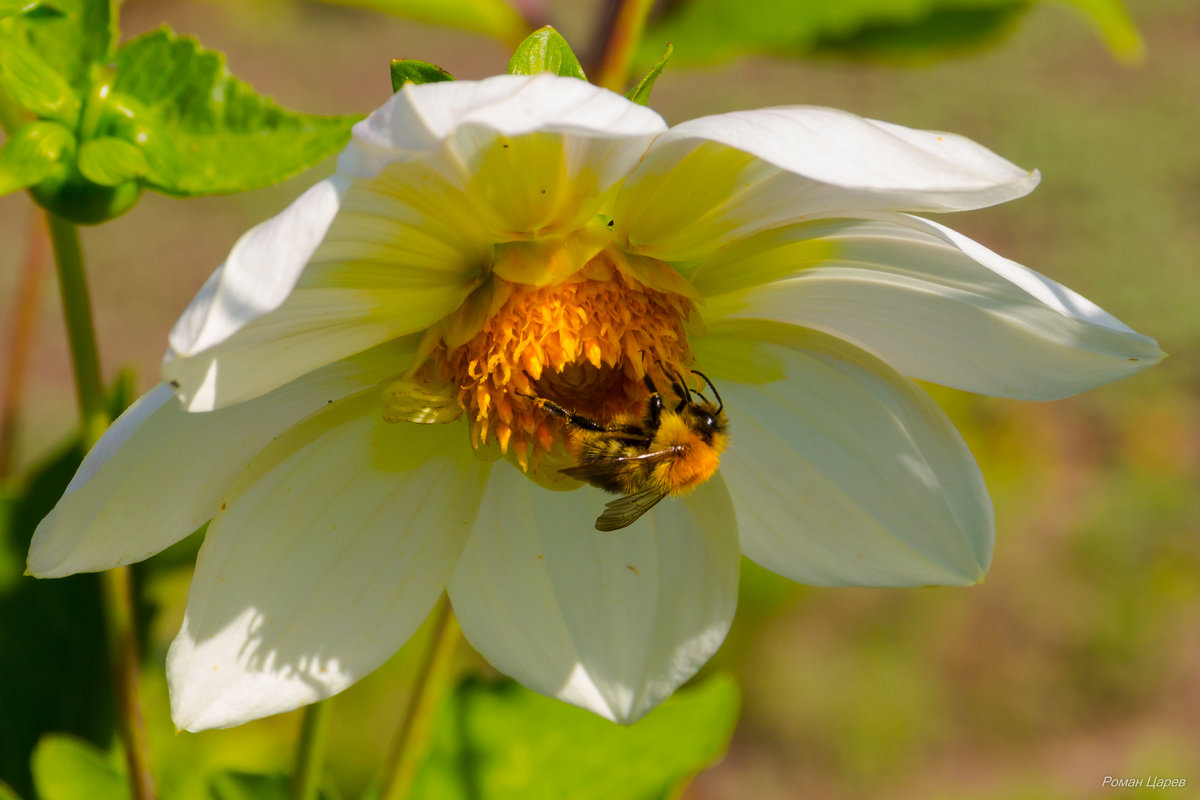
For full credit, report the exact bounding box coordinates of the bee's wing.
[559,447,682,483]
[594,487,667,532]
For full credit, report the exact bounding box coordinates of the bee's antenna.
[673,368,693,402]
[691,370,723,413]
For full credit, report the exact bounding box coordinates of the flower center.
[440,247,696,472]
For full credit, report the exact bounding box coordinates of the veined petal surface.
[449,464,740,724]
[615,106,1038,261]
[167,395,490,731]
[694,321,992,587]
[697,213,1163,400]
[27,340,418,579]
[343,74,667,235]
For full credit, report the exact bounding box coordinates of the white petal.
[342,73,666,236]
[162,282,470,412]
[693,321,993,587]
[167,177,345,361]
[449,464,739,724]
[698,213,1163,400]
[27,340,417,578]
[615,106,1038,261]
[167,394,490,731]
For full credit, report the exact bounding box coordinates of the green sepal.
[110,27,359,196]
[0,36,79,124]
[31,735,128,800]
[0,120,72,195]
[76,136,149,186]
[626,42,672,106]
[507,25,586,80]
[390,59,455,93]
[29,167,141,224]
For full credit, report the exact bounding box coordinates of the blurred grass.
[0,0,1197,798]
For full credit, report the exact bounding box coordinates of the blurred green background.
[1,0,1198,798]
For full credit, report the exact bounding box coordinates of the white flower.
[28,74,1161,731]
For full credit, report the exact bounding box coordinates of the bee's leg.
[641,373,663,430]
[518,393,607,432]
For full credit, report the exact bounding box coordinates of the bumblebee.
[521,370,729,531]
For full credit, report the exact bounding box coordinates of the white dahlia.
[28,74,1161,731]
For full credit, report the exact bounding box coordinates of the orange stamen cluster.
[441,254,694,472]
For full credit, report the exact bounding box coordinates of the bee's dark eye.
[702,415,716,432]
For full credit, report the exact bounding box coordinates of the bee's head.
[679,370,727,445]
[687,401,728,444]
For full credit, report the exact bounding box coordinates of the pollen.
[441,249,695,472]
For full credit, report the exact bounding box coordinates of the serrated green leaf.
[409,674,739,800]
[508,26,586,80]
[309,0,527,44]
[76,136,148,185]
[0,36,79,123]
[0,0,116,93]
[390,59,455,93]
[31,735,128,800]
[627,43,672,106]
[110,28,358,196]
[208,772,342,800]
[640,0,1141,66]
[0,119,72,194]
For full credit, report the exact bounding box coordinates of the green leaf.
[111,28,359,196]
[0,119,73,195]
[409,674,740,800]
[390,59,455,93]
[0,36,79,122]
[308,0,528,44]
[0,1,64,21]
[640,0,1143,66]
[76,136,149,186]
[31,735,128,800]
[208,772,342,800]
[812,4,1028,64]
[0,780,23,800]
[1058,0,1144,63]
[508,26,587,80]
[0,0,117,93]
[627,43,673,106]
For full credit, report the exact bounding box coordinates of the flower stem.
[594,0,657,92]
[47,212,156,800]
[380,598,461,800]
[46,214,107,449]
[291,701,333,800]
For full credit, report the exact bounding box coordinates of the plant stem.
[47,212,156,800]
[380,598,461,800]
[594,0,657,92]
[45,214,107,448]
[0,209,50,478]
[100,564,156,800]
[291,701,333,800]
